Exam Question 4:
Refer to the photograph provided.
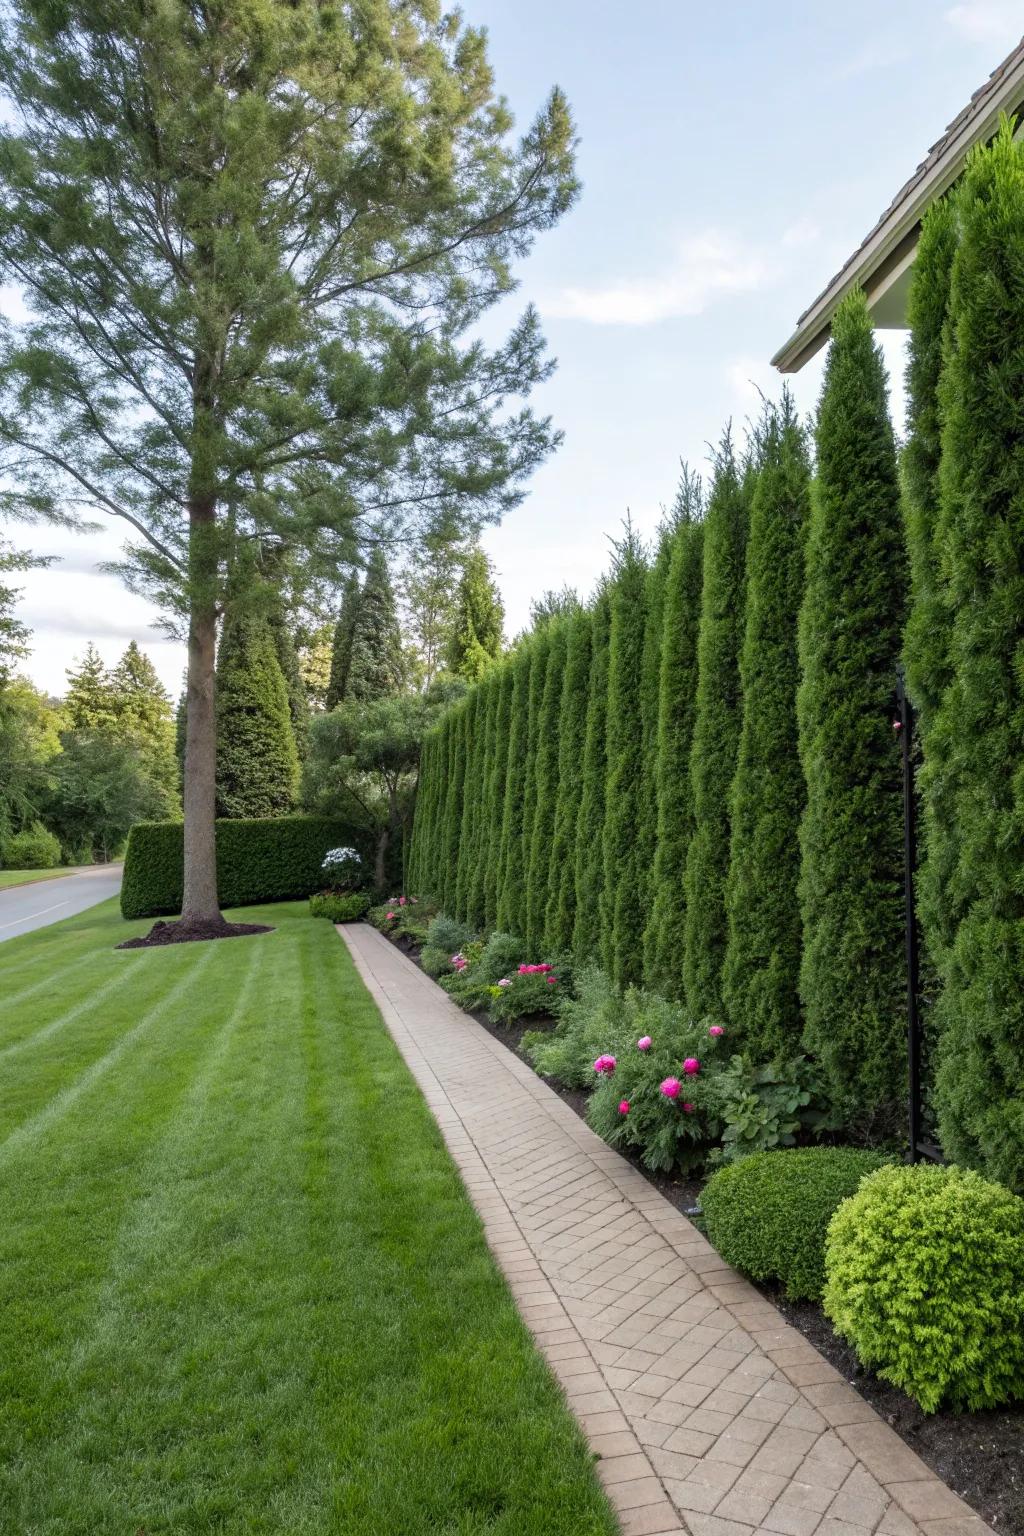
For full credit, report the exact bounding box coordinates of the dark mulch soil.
[117,917,274,949]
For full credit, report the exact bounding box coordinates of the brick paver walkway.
[340,925,990,1536]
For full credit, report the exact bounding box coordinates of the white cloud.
[781,216,822,249]
[945,0,1022,46]
[542,231,769,326]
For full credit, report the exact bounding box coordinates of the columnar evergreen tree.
[266,601,310,762]
[683,434,750,1018]
[346,549,405,703]
[638,528,672,938]
[447,546,505,682]
[497,642,533,935]
[518,627,550,946]
[526,616,567,953]
[545,606,593,952]
[928,126,1024,1190]
[573,586,611,962]
[468,669,500,928]
[439,702,468,913]
[326,573,361,711]
[111,641,180,816]
[645,469,704,995]
[215,608,300,819]
[485,661,515,928]
[601,530,649,987]
[723,397,810,1055]
[455,684,486,922]
[798,288,907,1133]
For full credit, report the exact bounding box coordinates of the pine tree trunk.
[180,496,222,924]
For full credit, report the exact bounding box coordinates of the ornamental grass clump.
[702,1147,891,1302]
[823,1163,1024,1412]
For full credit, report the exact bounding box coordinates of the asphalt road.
[0,865,123,945]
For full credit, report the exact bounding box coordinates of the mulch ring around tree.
[117,917,274,949]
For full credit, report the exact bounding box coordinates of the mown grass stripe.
[0,959,144,1062]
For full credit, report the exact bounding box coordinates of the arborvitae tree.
[683,434,750,1018]
[64,644,117,730]
[468,669,500,928]
[526,616,568,953]
[346,549,404,703]
[497,640,534,936]
[518,627,550,949]
[573,586,611,962]
[798,288,907,1133]
[447,546,505,681]
[267,603,310,762]
[439,702,468,913]
[326,572,361,711]
[929,126,1024,1190]
[638,528,672,938]
[455,684,486,922]
[215,608,300,818]
[601,529,649,987]
[545,605,593,952]
[485,661,514,929]
[111,640,180,815]
[645,469,704,995]
[723,396,810,1056]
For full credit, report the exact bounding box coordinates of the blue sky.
[11,0,1024,693]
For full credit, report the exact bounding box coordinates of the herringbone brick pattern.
[341,925,990,1536]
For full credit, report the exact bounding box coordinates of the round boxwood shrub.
[308,891,371,923]
[702,1147,891,1301]
[824,1163,1024,1412]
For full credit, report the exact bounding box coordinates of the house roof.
[772,36,1024,373]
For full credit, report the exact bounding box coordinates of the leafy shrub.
[420,944,454,978]
[527,965,626,1087]
[823,1164,1024,1412]
[586,1006,729,1172]
[425,912,475,954]
[702,1148,891,1301]
[486,959,569,1026]
[705,1054,837,1166]
[309,891,371,923]
[319,845,364,892]
[1,821,62,870]
[366,896,431,941]
[121,816,370,918]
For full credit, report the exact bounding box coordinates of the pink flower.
[683,1057,700,1076]
[399,896,408,906]
[546,976,557,985]
[708,1025,724,1038]
[618,1100,630,1115]
[637,1035,652,1052]
[660,1076,681,1099]
[497,977,511,988]
[594,1054,617,1075]
[682,1102,694,1114]
[386,912,395,920]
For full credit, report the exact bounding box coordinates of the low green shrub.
[121,816,370,918]
[366,896,432,942]
[2,821,62,870]
[702,1147,891,1301]
[526,965,625,1087]
[309,891,371,923]
[486,958,570,1026]
[425,912,476,955]
[420,944,453,978]
[705,1054,837,1166]
[824,1164,1024,1412]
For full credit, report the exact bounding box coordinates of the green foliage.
[425,912,476,955]
[824,1164,1024,1411]
[484,664,514,930]
[925,127,1024,1190]
[266,597,311,764]
[706,1054,834,1166]
[527,618,566,953]
[544,606,592,953]
[1,820,61,869]
[0,676,60,845]
[447,546,505,681]
[723,398,809,1055]
[326,573,361,712]
[216,605,300,819]
[684,433,750,1018]
[527,964,624,1088]
[798,290,907,1135]
[345,549,405,703]
[120,816,369,919]
[486,960,567,1025]
[309,891,371,922]
[646,477,704,996]
[63,644,118,731]
[497,642,534,935]
[518,628,550,951]
[0,536,46,687]
[47,731,168,861]
[702,1148,891,1302]
[110,641,180,816]
[366,895,433,943]
[573,589,611,964]
[602,528,650,987]
[467,670,500,929]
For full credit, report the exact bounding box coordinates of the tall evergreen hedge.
[545,606,592,952]
[929,126,1024,1191]
[683,434,750,1019]
[519,627,551,951]
[723,397,809,1056]
[573,586,611,963]
[455,685,485,922]
[798,289,907,1134]
[497,641,533,935]
[468,669,500,929]
[527,617,567,953]
[645,472,704,995]
[215,606,299,819]
[485,662,514,929]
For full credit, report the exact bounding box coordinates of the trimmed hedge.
[701,1146,891,1301]
[120,815,371,918]
[309,891,371,923]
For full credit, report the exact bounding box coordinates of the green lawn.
[0,867,68,887]
[0,900,617,1536]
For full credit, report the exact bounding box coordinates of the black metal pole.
[895,666,923,1163]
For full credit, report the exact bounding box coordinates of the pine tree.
[526,615,568,953]
[111,641,180,816]
[326,572,360,711]
[798,288,907,1133]
[447,546,505,681]
[683,434,750,1019]
[602,529,650,987]
[545,606,593,952]
[346,549,405,703]
[518,627,550,950]
[497,640,534,936]
[64,644,117,731]
[215,608,300,819]
[485,661,515,929]
[573,586,611,962]
[723,397,810,1055]
[645,469,704,995]
[929,126,1024,1190]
